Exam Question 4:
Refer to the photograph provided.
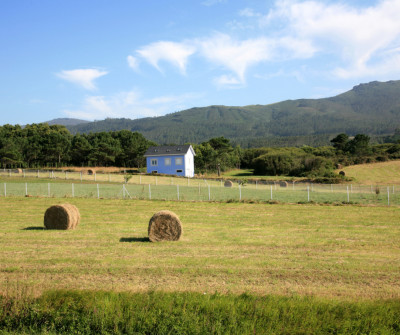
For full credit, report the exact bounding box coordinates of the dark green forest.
[1,123,400,181]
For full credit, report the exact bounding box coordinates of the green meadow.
[1,195,400,333]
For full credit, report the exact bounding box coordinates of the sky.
[1,0,400,125]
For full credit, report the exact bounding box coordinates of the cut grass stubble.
[0,197,399,301]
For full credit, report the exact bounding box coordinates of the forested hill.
[65,80,400,147]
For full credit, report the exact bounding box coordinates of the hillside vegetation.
[65,80,400,146]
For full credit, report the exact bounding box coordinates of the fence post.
[149,184,151,200]
[23,170,26,178]
[239,184,242,201]
[37,170,39,178]
[270,185,273,200]
[177,184,180,200]
[25,183,28,196]
[387,187,390,206]
[8,169,11,177]
[307,186,310,202]
[347,186,350,202]
[208,185,211,201]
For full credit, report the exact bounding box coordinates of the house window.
[165,158,171,166]
[176,169,183,173]
[151,159,158,166]
[175,157,183,165]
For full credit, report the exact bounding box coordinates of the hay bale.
[224,180,233,188]
[16,168,23,174]
[148,210,182,242]
[87,169,94,175]
[339,171,346,176]
[44,204,80,230]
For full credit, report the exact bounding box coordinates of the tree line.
[0,124,155,168]
[1,123,400,181]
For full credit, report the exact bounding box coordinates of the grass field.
[339,160,400,184]
[1,197,399,301]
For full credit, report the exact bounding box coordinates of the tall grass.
[1,290,399,334]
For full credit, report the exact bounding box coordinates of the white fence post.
[239,184,242,201]
[270,185,273,200]
[387,186,390,206]
[177,184,180,200]
[307,186,310,202]
[347,186,350,202]
[25,183,28,196]
[149,184,151,200]
[208,185,211,201]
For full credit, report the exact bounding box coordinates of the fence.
[0,179,398,205]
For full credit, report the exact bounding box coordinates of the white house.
[144,145,196,177]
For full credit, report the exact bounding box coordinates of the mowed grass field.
[1,197,399,301]
[339,160,400,184]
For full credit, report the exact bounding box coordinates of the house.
[144,145,196,177]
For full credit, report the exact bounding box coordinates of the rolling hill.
[60,80,400,147]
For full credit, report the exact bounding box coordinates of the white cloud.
[136,41,196,74]
[56,69,108,90]
[127,55,139,71]
[214,75,243,89]
[63,90,202,120]
[262,0,400,78]
[201,0,227,6]
[199,33,274,84]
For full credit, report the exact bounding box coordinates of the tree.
[331,133,349,152]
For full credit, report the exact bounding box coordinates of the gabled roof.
[144,145,196,157]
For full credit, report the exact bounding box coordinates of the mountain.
[63,80,400,147]
[46,118,90,126]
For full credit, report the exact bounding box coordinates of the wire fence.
[0,169,399,206]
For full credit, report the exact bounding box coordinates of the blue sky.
[1,0,400,125]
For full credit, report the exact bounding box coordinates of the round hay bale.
[44,204,80,230]
[339,171,346,176]
[16,168,23,174]
[224,180,233,188]
[148,210,182,242]
[87,169,94,175]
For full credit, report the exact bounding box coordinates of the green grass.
[339,160,400,185]
[1,197,399,300]
[1,290,399,334]
[1,177,399,205]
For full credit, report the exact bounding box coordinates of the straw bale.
[44,204,80,230]
[339,171,346,176]
[87,169,94,175]
[224,180,233,187]
[279,181,288,187]
[16,168,23,174]
[148,210,182,242]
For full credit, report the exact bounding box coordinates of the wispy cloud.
[127,0,400,88]
[135,41,196,75]
[261,0,400,78]
[127,55,140,71]
[56,69,108,90]
[201,0,227,6]
[63,90,202,120]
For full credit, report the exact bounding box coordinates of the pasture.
[1,197,399,300]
